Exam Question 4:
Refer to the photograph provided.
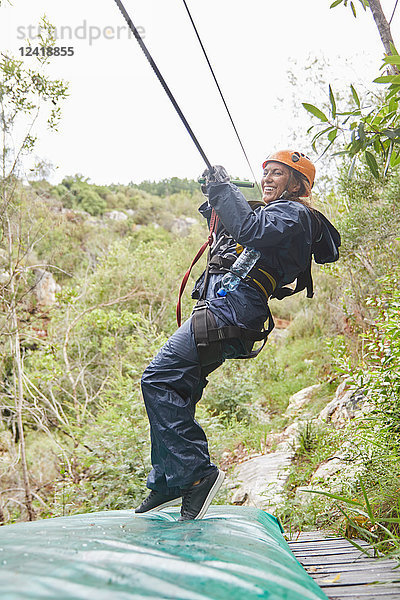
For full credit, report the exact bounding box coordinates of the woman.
[136,150,340,521]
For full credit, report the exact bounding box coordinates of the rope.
[176,210,219,326]
[112,0,212,170]
[181,0,262,197]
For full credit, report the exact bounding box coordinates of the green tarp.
[0,506,328,599]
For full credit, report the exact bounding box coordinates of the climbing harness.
[187,198,277,366]
[188,203,340,368]
[192,300,274,368]
[190,251,277,366]
[190,261,275,367]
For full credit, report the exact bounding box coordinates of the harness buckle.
[192,302,207,313]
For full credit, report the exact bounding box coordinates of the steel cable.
[112,0,213,170]
[181,0,262,197]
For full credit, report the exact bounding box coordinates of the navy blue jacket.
[201,182,321,287]
[192,182,340,331]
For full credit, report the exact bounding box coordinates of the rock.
[284,384,322,418]
[105,210,128,221]
[275,421,304,453]
[60,208,84,223]
[295,442,363,506]
[86,216,107,227]
[226,380,369,515]
[34,269,61,308]
[170,217,197,236]
[318,380,367,427]
[229,451,293,512]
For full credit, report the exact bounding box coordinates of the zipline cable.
[181,0,262,197]
[112,0,213,170]
[390,0,399,24]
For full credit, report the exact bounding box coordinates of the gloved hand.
[200,165,230,196]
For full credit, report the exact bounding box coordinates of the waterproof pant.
[141,277,268,495]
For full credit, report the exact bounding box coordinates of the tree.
[331,0,398,64]
[302,1,400,178]
[0,16,68,520]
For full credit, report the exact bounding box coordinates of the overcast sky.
[1,0,399,184]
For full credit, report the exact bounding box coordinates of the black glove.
[200,165,230,196]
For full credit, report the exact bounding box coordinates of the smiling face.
[261,161,299,203]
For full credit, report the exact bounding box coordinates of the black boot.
[135,490,182,513]
[178,469,225,521]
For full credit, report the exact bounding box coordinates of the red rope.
[176,210,218,326]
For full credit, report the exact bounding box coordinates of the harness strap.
[176,210,219,326]
[192,300,275,365]
[192,300,223,367]
[207,255,277,300]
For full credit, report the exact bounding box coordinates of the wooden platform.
[287,531,400,600]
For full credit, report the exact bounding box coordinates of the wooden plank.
[328,590,400,599]
[290,548,373,557]
[288,536,369,543]
[286,531,400,600]
[325,584,400,597]
[289,540,370,549]
[314,571,400,584]
[298,556,378,566]
[328,560,397,567]
[305,563,398,574]
[289,544,370,551]
[292,551,372,559]
[285,531,341,543]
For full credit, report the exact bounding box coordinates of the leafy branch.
[303,51,400,178]
[330,0,369,19]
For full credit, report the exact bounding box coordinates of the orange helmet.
[262,150,316,188]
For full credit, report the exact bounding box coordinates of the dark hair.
[285,169,312,207]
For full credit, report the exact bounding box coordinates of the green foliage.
[52,388,151,515]
[329,0,369,17]
[53,183,75,207]
[0,20,68,173]
[76,187,107,216]
[203,361,261,423]
[304,468,400,557]
[56,176,107,215]
[302,49,400,180]
[358,275,400,442]
[0,15,71,523]
[55,175,204,225]
[130,177,200,197]
[297,420,318,453]
[289,273,400,551]
[329,161,400,334]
